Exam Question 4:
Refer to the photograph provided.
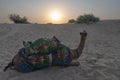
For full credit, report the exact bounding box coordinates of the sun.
[50,11,62,21]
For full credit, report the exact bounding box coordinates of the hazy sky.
[0,0,120,23]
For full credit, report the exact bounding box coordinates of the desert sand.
[0,20,120,80]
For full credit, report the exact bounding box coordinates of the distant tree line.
[68,14,100,24]
[9,14,29,24]
[9,13,100,24]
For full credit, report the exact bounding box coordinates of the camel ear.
[83,30,87,33]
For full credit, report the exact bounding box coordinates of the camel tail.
[3,56,15,72]
[3,62,13,71]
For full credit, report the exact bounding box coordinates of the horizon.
[0,0,120,24]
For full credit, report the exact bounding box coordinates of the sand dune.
[0,20,120,80]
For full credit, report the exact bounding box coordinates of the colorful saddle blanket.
[23,36,60,55]
[18,37,71,72]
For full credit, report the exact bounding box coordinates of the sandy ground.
[0,20,120,80]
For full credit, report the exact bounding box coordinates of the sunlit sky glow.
[0,0,120,24]
[50,10,62,22]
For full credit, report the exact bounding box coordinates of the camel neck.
[78,36,87,54]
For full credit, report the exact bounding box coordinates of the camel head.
[80,30,87,37]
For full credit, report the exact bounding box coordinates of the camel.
[3,31,87,73]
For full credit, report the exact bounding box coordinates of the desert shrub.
[9,14,29,23]
[76,14,100,24]
[68,19,76,23]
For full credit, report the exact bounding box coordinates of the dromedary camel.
[4,31,87,73]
